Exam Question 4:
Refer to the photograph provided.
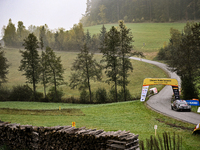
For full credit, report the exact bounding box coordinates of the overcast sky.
[0,0,87,38]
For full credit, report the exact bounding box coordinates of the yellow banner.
[143,78,178,86]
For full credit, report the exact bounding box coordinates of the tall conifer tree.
[19,33,40,100]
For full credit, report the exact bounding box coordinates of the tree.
[99,25,107,49]
[19,33,40,100]
[160,22,200,99]
[85,0,91,17]
[84,29,92,45]
[3,19,17,47]
[16,21,29,47]
[44,46,65,101]
[39,35,48,99]
[118,20,143,101]
[98,5,107,24]
[39,25,49,48]
[0,48,9,86]
[70,44,102,102]
[101,26,120,102]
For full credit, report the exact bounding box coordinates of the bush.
[95,87,107,103]
[9,85,33,101]
[118,89,132,101]
[33,91,44,101]
[108,88,132,102]
[0,86,11,101]
[47,87,64,102]
[108,88,117,102]
[80,90,90,103]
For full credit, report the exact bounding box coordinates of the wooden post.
[154,125,157,136]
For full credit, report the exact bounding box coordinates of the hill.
[84,22,186,59]
[3,47,168,99]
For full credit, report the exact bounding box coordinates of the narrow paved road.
[130,57,200,125]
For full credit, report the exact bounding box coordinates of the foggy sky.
[0,0,87,38]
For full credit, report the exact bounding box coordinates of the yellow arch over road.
[140,78,179,102]
[142,78,178,87]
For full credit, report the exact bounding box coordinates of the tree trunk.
[114,57,118,102]
[115,79,118,102]
[88,77,92,103]
[122,55,126,101]
[86,60,92,103]
[32,67,36,101]
[53,70,58,101]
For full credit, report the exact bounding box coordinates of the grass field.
[1,23,200,149]
[0,101,199,149]
[2,47,168,99]
[84,22,186,59]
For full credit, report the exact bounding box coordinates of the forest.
[81,0,200,26]
[3,0,200,52]
[2,19,100,52]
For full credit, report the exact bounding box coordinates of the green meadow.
[84,22,186,59]
[1,23,200,149]
[0,101,199,149]
[3,47,168,98]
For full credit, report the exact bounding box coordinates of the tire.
[171,106,173,110]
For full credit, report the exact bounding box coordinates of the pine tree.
[0,48,9,86]
[3,19,17,47]
[44,46,65,101]
[118,20,144,101]
[118,21,133,101]
[70,44,102,102]
[40,29,47,98]
[101,26,120,102]
[19,33,40,100]
[99,25,107,50]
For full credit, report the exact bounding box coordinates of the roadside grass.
[2,47,168,99]
[192,106,200,113]
[0,101,199,149]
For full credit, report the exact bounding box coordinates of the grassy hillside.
[0,101,199,149]
[3,47,168,99]
[84,22,186,59]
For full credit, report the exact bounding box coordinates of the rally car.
[171,100,191,111]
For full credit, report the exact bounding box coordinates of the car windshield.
[176,100,187,104]
[179,102,187,104]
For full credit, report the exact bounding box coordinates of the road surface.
[130,57,200,125]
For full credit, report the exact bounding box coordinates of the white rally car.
[171,100,191,111]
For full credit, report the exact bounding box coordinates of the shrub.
[80,90,90,103]
[62,96,79,103]
[108,88,117,102]
[0,86,11,101]
[9,85,33,101]
[118,89,132,101]
[95,87,107,103]
[47,87,64,102]
[34,92,44,101]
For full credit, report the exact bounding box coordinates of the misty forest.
[3,0,200,51]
